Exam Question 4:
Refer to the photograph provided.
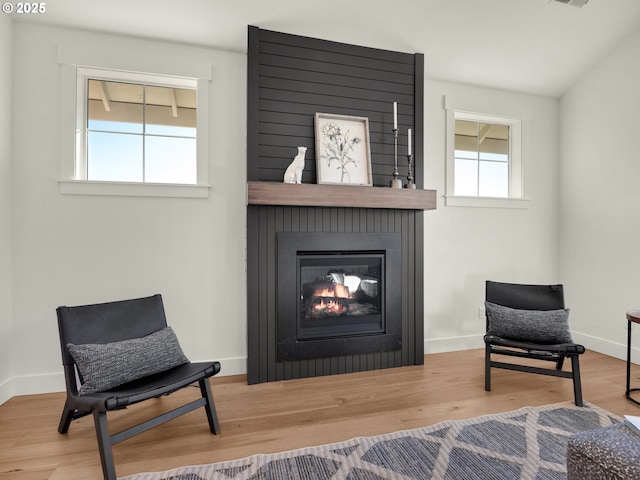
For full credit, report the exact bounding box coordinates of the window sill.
[58,180,210,198]
[444,195,530,209]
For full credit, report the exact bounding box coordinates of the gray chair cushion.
[67,326,189,395]
[485,301,573,344]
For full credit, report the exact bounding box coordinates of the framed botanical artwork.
[314,112,372,186]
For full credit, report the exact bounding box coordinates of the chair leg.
[93,410,116,480]
[556,355,566,370]
[199,378,221,434]
[571,355,584,407]
[58,399,76,434]
[484,343,491,392]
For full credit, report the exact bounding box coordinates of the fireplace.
[246,27,431,383]
[277,232,401,361]
[299,253,382,337]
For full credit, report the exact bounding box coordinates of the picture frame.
[314,112,372,186]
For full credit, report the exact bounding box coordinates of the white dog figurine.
[283,146,307,184]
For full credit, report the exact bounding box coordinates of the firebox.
[277,232,401,361]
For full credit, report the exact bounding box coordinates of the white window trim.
[58,47,211,198]
[444,95,531,209]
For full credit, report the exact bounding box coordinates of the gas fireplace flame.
[314,284,352,300]
[309,283,353,317]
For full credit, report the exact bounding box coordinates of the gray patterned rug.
[121,402,620,480]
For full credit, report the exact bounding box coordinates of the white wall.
[3,22,564,401]
[3,23,247,401]
[423,81,561,353]
[0,14,14,405]
[559,28,640,361]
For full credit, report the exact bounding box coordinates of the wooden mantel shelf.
[247,181,437,210]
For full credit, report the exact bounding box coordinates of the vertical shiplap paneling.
[402,210,412,365]
[246,27,425,383]
[258,207,270,383]
[414,211,425,366]
[266,207,278,382]
[247,204,422,383]
[246,208,260,384]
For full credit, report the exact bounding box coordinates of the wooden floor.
[1,348,638,479]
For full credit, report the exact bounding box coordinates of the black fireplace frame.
[277,232,402,361]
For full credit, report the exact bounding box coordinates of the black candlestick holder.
[390,128,402,188]
[405,154,416,189]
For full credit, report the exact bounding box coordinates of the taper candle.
[408,128,412,156]
[393,102,397,129]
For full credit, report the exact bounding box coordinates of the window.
[58,47,211,198]
[445,96,529,208]
[84,76,197,184]
[454,114,514,198]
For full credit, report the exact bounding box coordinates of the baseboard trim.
[571,331,639,363]
[424,334,484,354]
[0,371,64,406]
[424,331,639,364]
[215,356,247,376]
[2,337,635,406]
[0,356,248,406]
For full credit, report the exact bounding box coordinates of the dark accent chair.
[484,281,585,406]
[57,294,221,480]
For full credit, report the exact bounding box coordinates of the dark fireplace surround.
[277,232,402,361]
[245,26,435,384]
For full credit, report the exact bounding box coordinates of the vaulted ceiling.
[9,0,640,97]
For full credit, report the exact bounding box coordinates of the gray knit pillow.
[68,326,189,396]
[485,301,573,344]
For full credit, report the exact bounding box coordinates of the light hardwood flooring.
[1,348,638,479]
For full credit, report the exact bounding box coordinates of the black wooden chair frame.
[484,281,585,407]
[57,294,221,480]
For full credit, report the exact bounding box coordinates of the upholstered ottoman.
[567,423,640,479]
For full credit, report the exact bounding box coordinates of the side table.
[626,310,640,406]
